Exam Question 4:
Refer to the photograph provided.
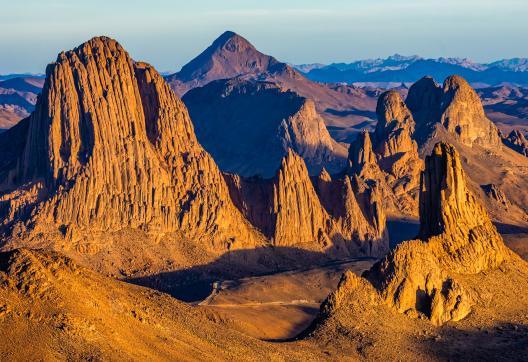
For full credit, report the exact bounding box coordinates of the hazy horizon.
[1,0,527,74]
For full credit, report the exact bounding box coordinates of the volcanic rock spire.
[347,91,423,216]
[0,37,261,251]
[364,143,509,324]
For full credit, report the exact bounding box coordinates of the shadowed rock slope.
[183,77,348,177]
[304,142,528,360]
[166,31,378,143]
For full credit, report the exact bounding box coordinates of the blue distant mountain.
[293,55,528,86]
[0,73,45,81]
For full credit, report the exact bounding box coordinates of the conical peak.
[212,31,255,52]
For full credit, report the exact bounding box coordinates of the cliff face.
[0,37,261,252]
[417,143,508,272]
[374,91,417,158]
[273,150,332,247]
[183,78,347,177]
[226,150,389,257]
[440,76,502,147]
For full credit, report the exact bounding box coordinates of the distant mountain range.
[293,55,528,86]
[0,73,44,81]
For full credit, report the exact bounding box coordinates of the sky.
[0,0,527,74]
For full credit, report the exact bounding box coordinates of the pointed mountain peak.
[211,31,255,52]
[167,31,283,95]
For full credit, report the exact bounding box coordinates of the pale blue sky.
[1,0,527,73]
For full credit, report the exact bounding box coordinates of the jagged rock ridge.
[225,149,388,257]
[183,77,348,177]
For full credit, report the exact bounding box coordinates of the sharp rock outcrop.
[365,142,509,324]
[347,91,423,216]
[0,37,262,254]
[225,149,389,257]
[183,78,347,177]
[407,75,502,148]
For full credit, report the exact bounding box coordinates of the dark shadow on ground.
[494,222,528,234]
[422,322,528,361]
[127,246,376,302]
